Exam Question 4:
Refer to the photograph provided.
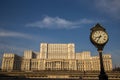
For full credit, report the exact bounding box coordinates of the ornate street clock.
[90,23,109,50]
[90,23,109,80]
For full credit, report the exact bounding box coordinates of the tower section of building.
[1,53,21,71]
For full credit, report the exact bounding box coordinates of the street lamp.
[90,23,108,80]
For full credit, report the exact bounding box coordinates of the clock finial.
[91,23,105,31]
[96,23,101,26]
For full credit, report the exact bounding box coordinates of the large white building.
[1,43,112,71]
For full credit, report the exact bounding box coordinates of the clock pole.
[98,47,108,80]
[90,23,108,80]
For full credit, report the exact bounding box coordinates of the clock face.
[91,30,108,44]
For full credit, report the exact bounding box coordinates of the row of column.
[45,61,70,70]
[2,58,14,71]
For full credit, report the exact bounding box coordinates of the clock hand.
[94,35,100,39]
[97,35,101,42]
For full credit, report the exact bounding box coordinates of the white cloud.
[26,16,97,29]
[0,29,31,39]
[95,0,120,19]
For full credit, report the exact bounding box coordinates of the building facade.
[1,43,112,71]
[1,53,21,71]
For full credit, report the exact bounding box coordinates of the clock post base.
[99,73,108,80]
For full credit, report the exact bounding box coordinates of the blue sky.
[0,0,120,67]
